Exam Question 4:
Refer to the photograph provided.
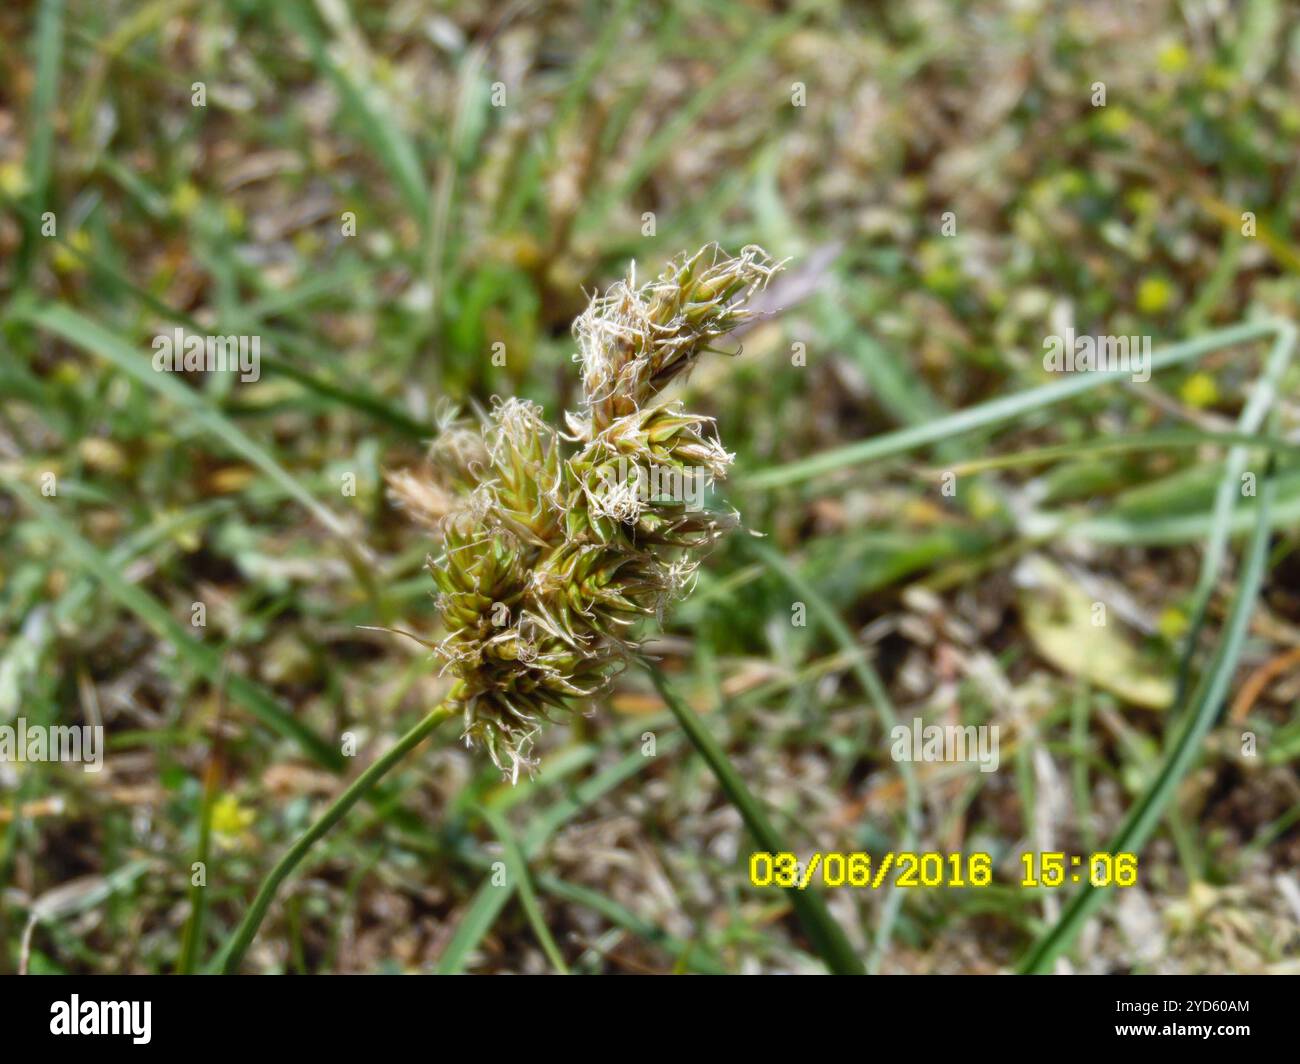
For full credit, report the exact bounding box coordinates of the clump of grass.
[389,243,781,779]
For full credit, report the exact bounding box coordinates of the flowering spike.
[389,245,782,778]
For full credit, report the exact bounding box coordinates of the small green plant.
[217,245,861,974]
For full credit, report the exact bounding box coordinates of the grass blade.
[743,538,920,972]
[440,832,727,974]
[477,804,570,974]
[740,319,1291,491]
[282,0,428,226]
[1164,324,1296,729]
[938,428,1300,477]
[16,0,64,283]
[646,666,865,975]
[589,0,819,221]
[214,702,456,973]
[15,302,361,549]
[434,739,680,973]
[2,479,342,770]
[1016,460,1278,973]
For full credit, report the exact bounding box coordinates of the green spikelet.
[390,244,782,780]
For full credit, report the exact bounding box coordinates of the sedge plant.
[217,244,864,974]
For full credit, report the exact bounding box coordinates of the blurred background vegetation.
[1,0,1298,974]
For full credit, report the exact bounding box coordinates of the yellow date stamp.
[749,851,1139,890]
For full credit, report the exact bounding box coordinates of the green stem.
[646,666,865,975]
[215,701,457,973]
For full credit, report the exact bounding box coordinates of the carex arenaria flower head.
[389,244,782,780]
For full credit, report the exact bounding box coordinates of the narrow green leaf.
[1017,461,1278,973]
[477,804,569,974]
[740,319,1291,490]
[3,479,342,770]
[435,741,678,973]
[646,666,865,975]
[15,302,360,547]
[283,0,428,226]
[744,537,921,970]
[940,428,1300,477]
[16,0,64,282]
